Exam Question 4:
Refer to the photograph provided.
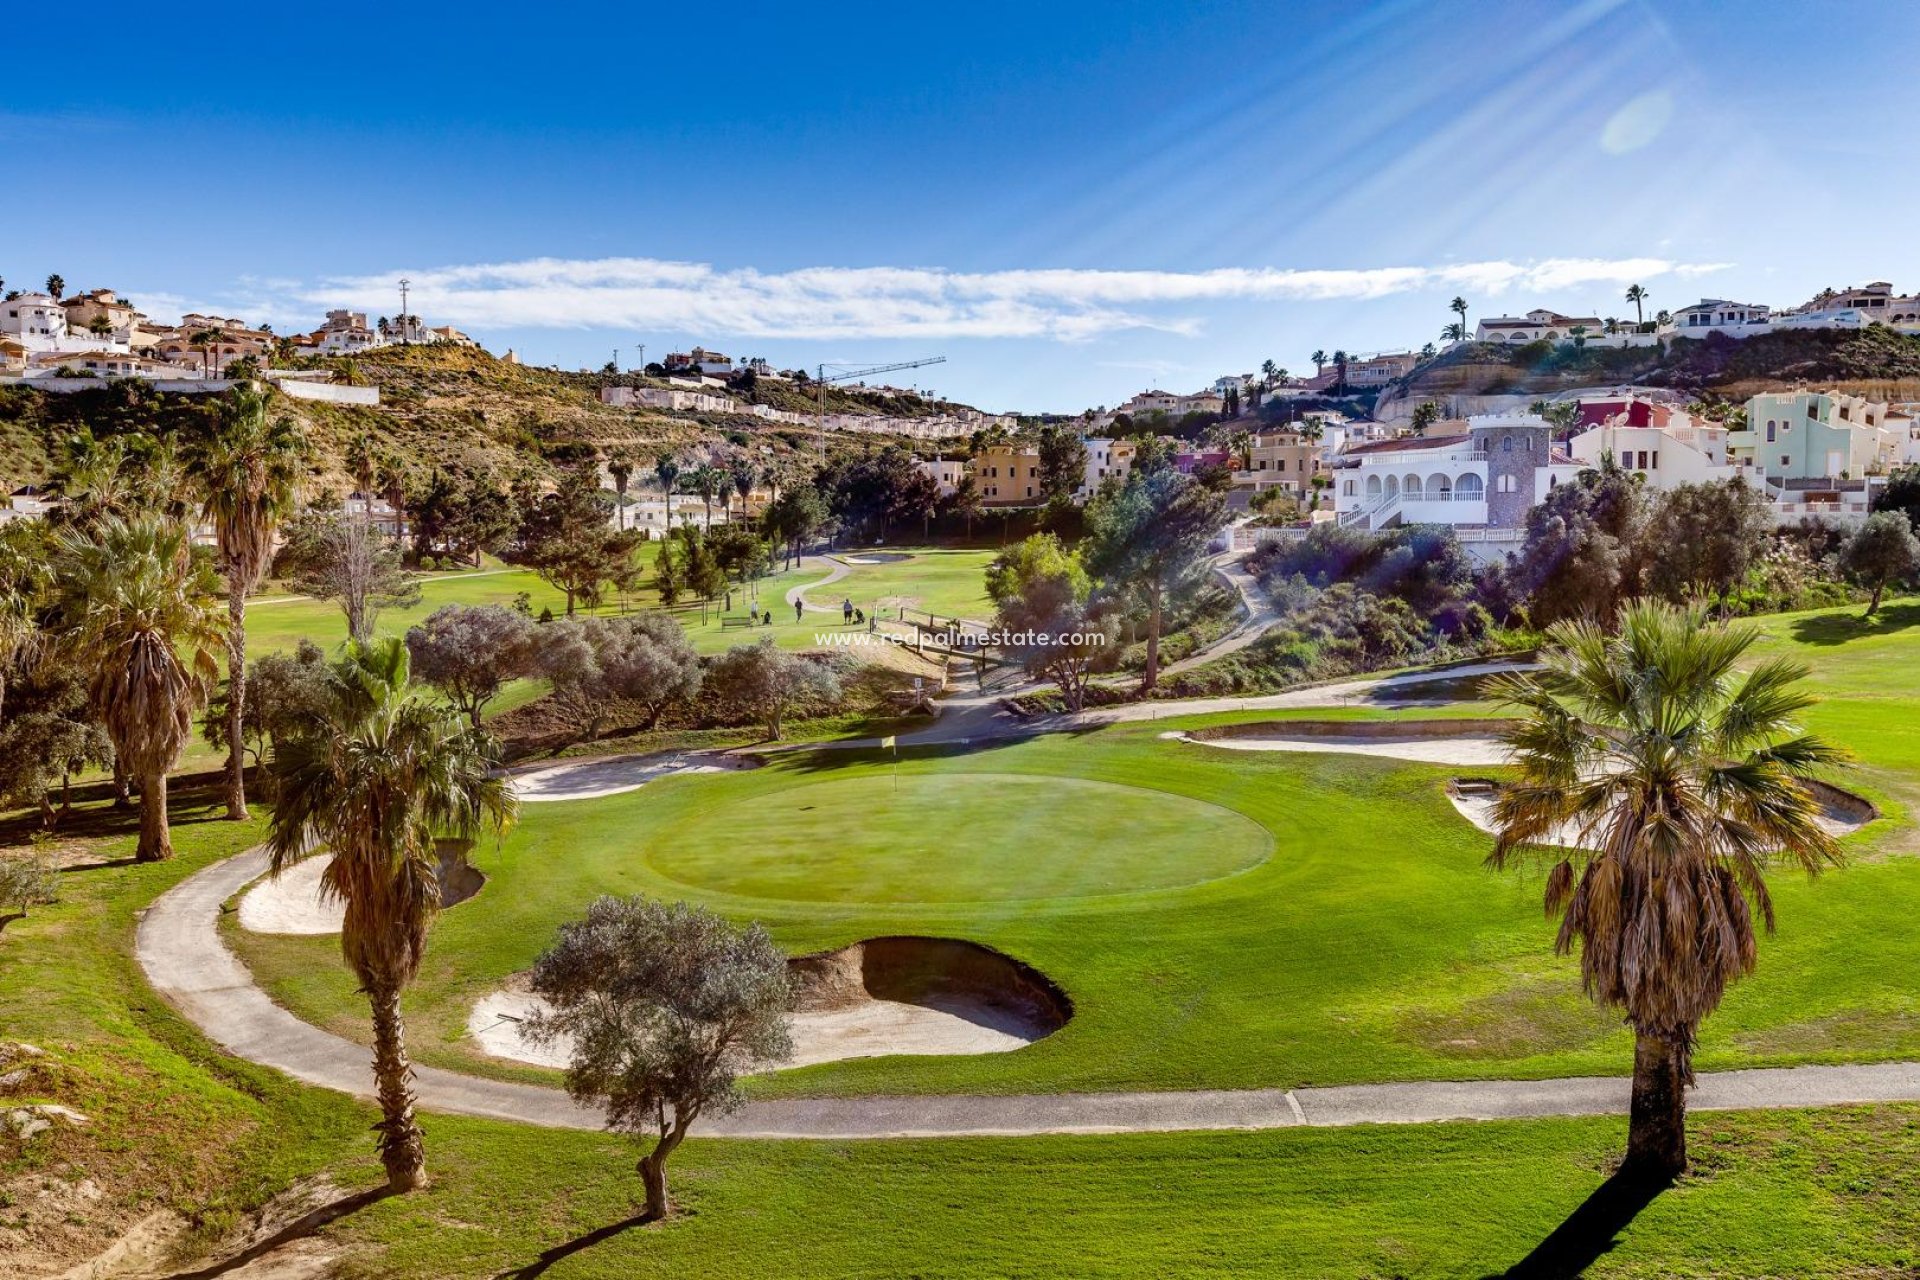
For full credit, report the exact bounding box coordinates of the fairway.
[645,773,1272,903]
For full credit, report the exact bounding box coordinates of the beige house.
[1236,431,1327,497]
[974,443,1043,506]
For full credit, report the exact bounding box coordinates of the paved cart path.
[138,846,1920,1140]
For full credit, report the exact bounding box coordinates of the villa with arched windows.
[1330,412,1582,557]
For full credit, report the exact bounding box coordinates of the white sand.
[1181,732,1512,766]
[237,857,341,935]
[508,752,740,803]
[468,987,1035,1072]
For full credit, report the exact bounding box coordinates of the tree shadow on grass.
[163,1185,399,1279]
[491,1210,662,1279]
[0,781,228,851]
[1788,600,1920,647]
[1485,1168,1672,1279]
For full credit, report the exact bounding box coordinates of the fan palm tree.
[1310,349,1327,378]
[45,274,65,300]
[655,453,681,527]
[1484,602,1845,1179]
[55,517,226,861]
[730,458,758,522]
[189,326,223,379]
[606,449,635,531]
[186,384,308,820]
[1442,322,1466,343]
[1332,350,1350,392]
[1626,283,1649,327]
[1449,295,1469,337]
[265,638,515,1192]
[0,521,48,720]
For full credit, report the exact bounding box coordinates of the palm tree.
[691,464,724,529]
[1310,349,1327,379]
[1449,295,1469,338]
[1442,322,1466,343]
[730,458,758,523]
[606,449,635,531]
[190,326,223,379]
[45,274,65,300]
[265,638,515,1192]
[1332,350,1350,392]
[0,522,47,720]
[1626,283,1649,327]
[55,517,226,861]
[1484,602,1844,1179]
[345,432,379,506]
[1260,358,1278,389]
[654,454,681,527]
[186,384,307,820]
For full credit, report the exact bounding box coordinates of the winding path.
[783,555,852,616]
[136,846,1920,1137]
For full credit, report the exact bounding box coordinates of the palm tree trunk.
[1624,1031,1688,1178]
[225,587,249,820]
[112,758,131,808]
[367,978,429,1191]
[1142,587,1164,693]
[136,769,171,862]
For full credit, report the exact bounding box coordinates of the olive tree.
[405,604,541,728]
[538,612,704,739]
[1842,510,1920,616]
[525,897,793,1218]
[986,534,1117,711]
[706,636,840,740]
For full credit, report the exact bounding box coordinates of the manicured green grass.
[235,703,1920,1099]
[648,772,1271,904]
[807,547,998,622]
[334,1105,1920,1279]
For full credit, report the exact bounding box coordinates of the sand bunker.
[468,936,1070,1071]
[839,552,914,565]
[508,751,751,803]
[1175,718,1515,766]
[1447,776,1878,845]
[237,841,484,936]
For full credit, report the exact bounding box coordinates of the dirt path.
[139,843,1920,1140]
[784,556,852,616]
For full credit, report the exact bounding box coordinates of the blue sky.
[8,0,1916,412]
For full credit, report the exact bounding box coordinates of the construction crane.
[813,357,947,454]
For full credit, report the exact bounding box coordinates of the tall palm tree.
[0,521,48,720]
[1626,283,1649,327]
[1450,295,1469,338]
[45,274,65,300]
[55,517,226,861]
[1484,602,1844,1179]
[265,639,515,1192]
[655,453,681,528]
[1332,350,1350,392]
[189,326,223,379]
[1442,322,1466,343]
[186,384,307,820]
[607,449,635,531]
[730,458,758,523]
[1310,349,1327,379]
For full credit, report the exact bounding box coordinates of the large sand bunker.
[1174,718,1516,766]
[237,841,484,936]
[468,936,1070,1071]
[1447,775,1878,845]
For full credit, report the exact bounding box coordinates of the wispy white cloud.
[256,255,1731,342]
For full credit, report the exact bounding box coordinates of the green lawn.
[806,547,998,623]
[11,811,1920,1278]
[14,598,1920,1275]
[235,690,1920,1099]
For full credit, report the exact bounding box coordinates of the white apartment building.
[915,458,967,497]
[1079,437,1135,499]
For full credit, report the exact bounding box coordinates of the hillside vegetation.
[0,345,969,493]
[1383,325,1920,411]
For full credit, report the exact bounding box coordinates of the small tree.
[539,613,703,738]
[405,605,541,728]
[0,853,59,923]
[526,897,793,1218]
[1842,510,1920,616]
[1409,401,1441,436]
[1036,426,1089,506]
[277,511,422,643]
[201,639,335,770]
[707,636,840,740]
[986,534,1117,711]
[1082,469,1227,691]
